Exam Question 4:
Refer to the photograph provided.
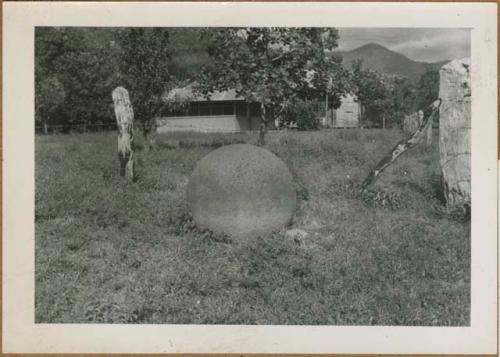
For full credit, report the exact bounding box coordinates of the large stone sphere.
[187,144,296,241]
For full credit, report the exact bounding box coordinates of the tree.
[35,76,66,134]
[384,77,417,127]
[35,27,120,132]
[281,100,323,130]
[35,27,69,133]
[350,59,389,127]
[118,28,176,148]
[415,69,440,111]
[197,27,347,145]
[168,28,212,82]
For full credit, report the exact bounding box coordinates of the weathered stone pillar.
[112,87,135,180]
[439,58,471,209]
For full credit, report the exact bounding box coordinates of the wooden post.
[112,87,135,180]
[325,94,329,127]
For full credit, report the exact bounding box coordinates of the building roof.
[164,83,358,104]
[163,85,243,102]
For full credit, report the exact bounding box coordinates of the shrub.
[282,100,322,130]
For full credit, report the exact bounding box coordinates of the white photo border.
[2,1,497,354]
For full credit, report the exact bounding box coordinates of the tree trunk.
[258,103,267,146]
[141,121,155,152]
[382,114,386,129]
[43,119,49,135]
[112,87,135,180]
[324,94,329,127]
[360,103,365,126]
[360,100,441,190]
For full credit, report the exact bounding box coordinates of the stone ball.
[187,144,296,241]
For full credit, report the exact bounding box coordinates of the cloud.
[337,28,470,62]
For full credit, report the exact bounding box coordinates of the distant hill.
[335,43,449,82]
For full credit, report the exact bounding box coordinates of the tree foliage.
[350,59,440,128]
[197,27,349,143]
[415,69,440,110]
[117,28,176,135]
[34,27,189,134]
[281,100,323,130]
[34,27,441,135]
[350,59,388,126]
[35,27,120,132]
[35,76,66,133]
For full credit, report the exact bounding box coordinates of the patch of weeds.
[283,163,309,202]
[179,139,197,149]
[100,166,115,182]
[336,130,360,142]
[168,209,197,235]
[430,203,471,223]
[84,300,130,323]
[324,179,357,198]
[243,236,311,293]
[358,188,403,210]
[146,178,177,192]
[295,177,309,202]
[319,140,343,156]
[429,174,446,204]
[201,137,246,148]
[166,206,232,243]
[155,140,178,150]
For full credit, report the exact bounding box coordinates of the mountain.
[335,43,449,82]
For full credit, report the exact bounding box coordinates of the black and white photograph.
[3,1,497,354]
[34,25,472,326]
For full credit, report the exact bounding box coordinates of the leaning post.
[112,87,135,180]
[360,100,440,190]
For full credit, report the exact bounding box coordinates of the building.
[156,85,275,133]
[322,94,361,128]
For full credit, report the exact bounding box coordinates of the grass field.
[35,129,470,325]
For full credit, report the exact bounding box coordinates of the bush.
[282,100,322,130]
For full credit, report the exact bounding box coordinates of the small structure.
[322,94,361,128]
[156,85,275,133]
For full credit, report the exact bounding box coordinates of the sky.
[336,28,470,63]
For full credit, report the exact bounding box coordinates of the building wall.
[322,96,361,128]
[335,101,360,128]
[156,115,275,133]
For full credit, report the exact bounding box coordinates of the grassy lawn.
[35,129,470,325]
